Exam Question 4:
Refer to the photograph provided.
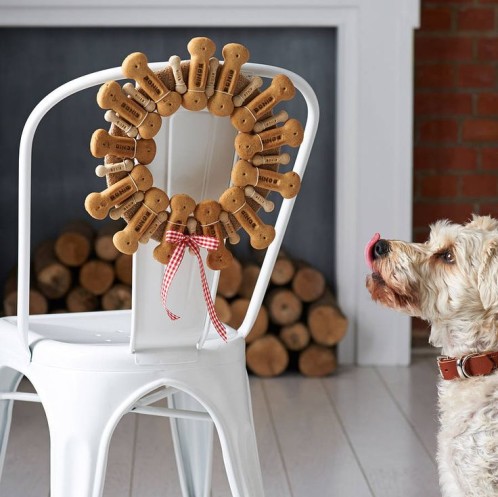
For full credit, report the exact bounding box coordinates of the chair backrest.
[17,61,319,362]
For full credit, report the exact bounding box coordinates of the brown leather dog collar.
[438,351,498,380]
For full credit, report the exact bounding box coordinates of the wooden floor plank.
[323,366,439,497]
[376,356,439,461]
[103,413,137,497]
[129,410,182,497]
[264,375,374,497]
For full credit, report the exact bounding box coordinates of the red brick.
[477,38,498,59]
[457,8,495,30]
[480,203,498,219]
[421,7,453,30]
[461,174,498,196]
[420,175,459,197]
[479,0,498,4]
[413,202,474,227]
[477,93,498,115]
[414,93,472,115]
[419,119,459,142]
[457,64,496,87]
[482,147,498,168]
[413,229,431,244]
[415,64,456,88]
[414,146,477,170]
[415,37,474,61]
[462,118,498,141]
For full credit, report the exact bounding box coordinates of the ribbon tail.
[161,242,187,321]
[191,245,228,342]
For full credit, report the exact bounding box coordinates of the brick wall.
[414,0,498,243]
[413,0,498,346]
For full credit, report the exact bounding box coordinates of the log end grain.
[217,257,242,298]
[79,260,114,296]
[279,322,310,351]
[246,335,289,377]
[292,265,326,303]
[298,345,337,377]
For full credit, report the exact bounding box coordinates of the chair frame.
[3,60,319,497]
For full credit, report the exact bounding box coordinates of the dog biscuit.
[122,82,157,112]
[109,191,145,220]
[208,43,250,117]
[253,110,289,133]
[194,200,233,270]
[219,210,240,245]
[219,187,275,250]
[139,211,168,244]
[113,188,170,254]
[153,194,196,264]
[85,165,153,220]
[235,119,304,160]
[252,153,290,166]
[104,110,139,138]
[122,52,182,117]
[168,55,187,95]
[90,129,156,165]
[231,160,301,199]
[182,37,216,111]
[231,75,295,132]
[244,186,274,213]
[97,81,161,139]
[205,57,219,98]
[232,76,263,108]
[95,159,134,177]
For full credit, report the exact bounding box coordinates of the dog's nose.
[373,239,390,259]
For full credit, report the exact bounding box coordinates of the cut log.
[66,286,99,313]
[95,223,121,262]
[227,298,268,343]
[115,254,133,286]
[79,260,114,296]
[215,295,232,323]
[266,288,302,326]
[246,335,289,377]
[307,291,348,346]
[3,289,48,316]
[102,284,132,310]
[238,264,260,299]
[291,264,326,303]
[279,322,311,351]
[34,240,72,299]
[54,221,93,267]
[271,256,295,286]
[298,344,337,377]
[217,257,242,298]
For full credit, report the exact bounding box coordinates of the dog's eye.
[439,250,455,264]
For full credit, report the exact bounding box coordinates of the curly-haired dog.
[365,215,498,497]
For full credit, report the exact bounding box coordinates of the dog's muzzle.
[373,239,390,259]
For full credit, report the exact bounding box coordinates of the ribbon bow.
[160,230,228,342]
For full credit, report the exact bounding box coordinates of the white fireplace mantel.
[0,0,420,366]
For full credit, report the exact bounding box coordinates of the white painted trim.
[2,0,420,365]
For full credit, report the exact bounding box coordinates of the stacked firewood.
[216,255,348,378]
[2,221,132,316]
[3,222,347,378]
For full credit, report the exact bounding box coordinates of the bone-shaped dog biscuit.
[85,165,153,220]
[168,56,187,94]
[207,43,250,117]
[90,129,156,165]
[219,211,240,245]
[253,110,289,133]
[252,153,290,166]
[109,191,145,220]
[95,159,134,177]
[194,200,233,270]
[139,211,168,244]
[244,186,274,213]
[231,160,301,199]
[205,57,219,98]
[153,194,196,264]
[219,187,275,250]
[231,75,295,132]
[113,188,170,255]
[233,76,263,108]
[122,82,157,112]
[122,52,182,117]
[234,119,304,160]
[182,37,216,111]
[97,81,162,139]
[104,110,139,138]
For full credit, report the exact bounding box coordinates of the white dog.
[365,215,498,497]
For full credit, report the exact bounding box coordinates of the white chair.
[0,60,318,497]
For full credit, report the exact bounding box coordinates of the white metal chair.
[0,61,318,497]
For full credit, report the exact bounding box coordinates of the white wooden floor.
[0,356,441,497]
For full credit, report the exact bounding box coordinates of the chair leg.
[0,367,23,482]
[169,391,214,497]
[190,363,265,497]
[33,370,140,497]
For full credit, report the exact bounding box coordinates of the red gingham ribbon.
[160,230,228,342]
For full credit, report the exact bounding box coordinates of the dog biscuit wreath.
[85,37,304,272]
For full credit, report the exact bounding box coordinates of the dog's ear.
[467,215,498,232]
[478,240,498,311]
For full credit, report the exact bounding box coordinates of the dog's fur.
[366,215,498,497]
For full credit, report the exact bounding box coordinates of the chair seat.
[0,311,242,372]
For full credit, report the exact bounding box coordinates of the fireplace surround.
[0,0,420,365]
